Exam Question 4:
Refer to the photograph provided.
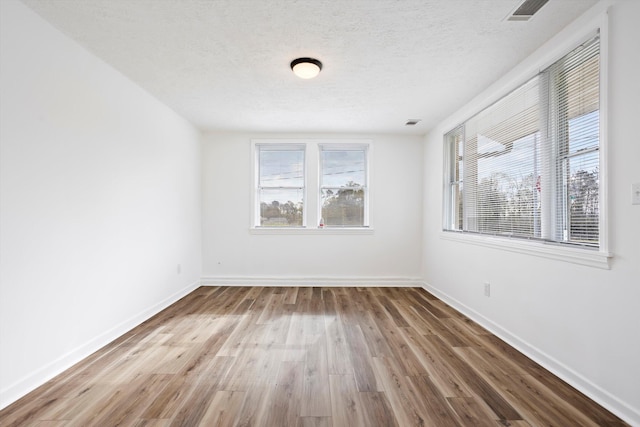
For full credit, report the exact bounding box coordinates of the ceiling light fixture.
[290,57,322,79]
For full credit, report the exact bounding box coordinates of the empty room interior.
[1,0,639,425]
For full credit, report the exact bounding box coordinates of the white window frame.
[251,139,374,234]
[441,17,611,269]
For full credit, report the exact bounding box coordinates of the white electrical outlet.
[633,183,640,205]
[484,282,491,297]
[177,264,181,274]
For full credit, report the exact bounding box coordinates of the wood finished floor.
[0,286,627,427]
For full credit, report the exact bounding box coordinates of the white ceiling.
[21,0,598,135]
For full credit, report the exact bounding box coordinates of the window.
[256,144,305,227]
[443,34,602,250]
[319,145,369,227]
[252,140,371,231]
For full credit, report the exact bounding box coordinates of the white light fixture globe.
[291,57,322,79]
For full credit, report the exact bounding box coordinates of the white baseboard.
[200,276,423,287]
[420,282,640,427]
[0,280,200,411]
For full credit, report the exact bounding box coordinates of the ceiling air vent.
[405,119,421,126]
[506,0,549,21]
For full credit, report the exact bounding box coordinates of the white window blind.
[319,145,369,227]
[444,34,600,248]
[547,38,600,245]
[256,145,305,227]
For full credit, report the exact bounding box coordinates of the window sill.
[250,227,374,235]
[440,231,612,269]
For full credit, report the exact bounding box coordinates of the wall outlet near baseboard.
[484,282,491,297]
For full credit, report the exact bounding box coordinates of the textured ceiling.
[21,0,598,135]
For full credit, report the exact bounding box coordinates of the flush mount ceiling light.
[290,57,322,79]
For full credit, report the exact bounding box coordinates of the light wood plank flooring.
[0,286,628,426]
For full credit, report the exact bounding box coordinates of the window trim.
[440,231,611,269]
[441,16,610,268]
[250,227,375,235]
[250,139,374,234]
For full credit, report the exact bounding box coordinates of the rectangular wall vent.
[506,0,549,21]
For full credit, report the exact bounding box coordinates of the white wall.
[202,133,423,284]
[421,0,640,424]
[0,0,202,408]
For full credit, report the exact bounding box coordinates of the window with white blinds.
[444,34,601,248]
[319,145,369,227]
[256,144,305,227]
[252,140,372,231]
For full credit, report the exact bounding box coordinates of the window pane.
[449,183,463,230]
[259,149,304,187]
[568,110,599,155]
[444,127,464,230]
[473,132,541,237]
[461,73,541,238]
[566,151,599,244]
[554,43,600,246]
[260,188,303,227]
[321,188,364,226]
[321,150,365,187]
